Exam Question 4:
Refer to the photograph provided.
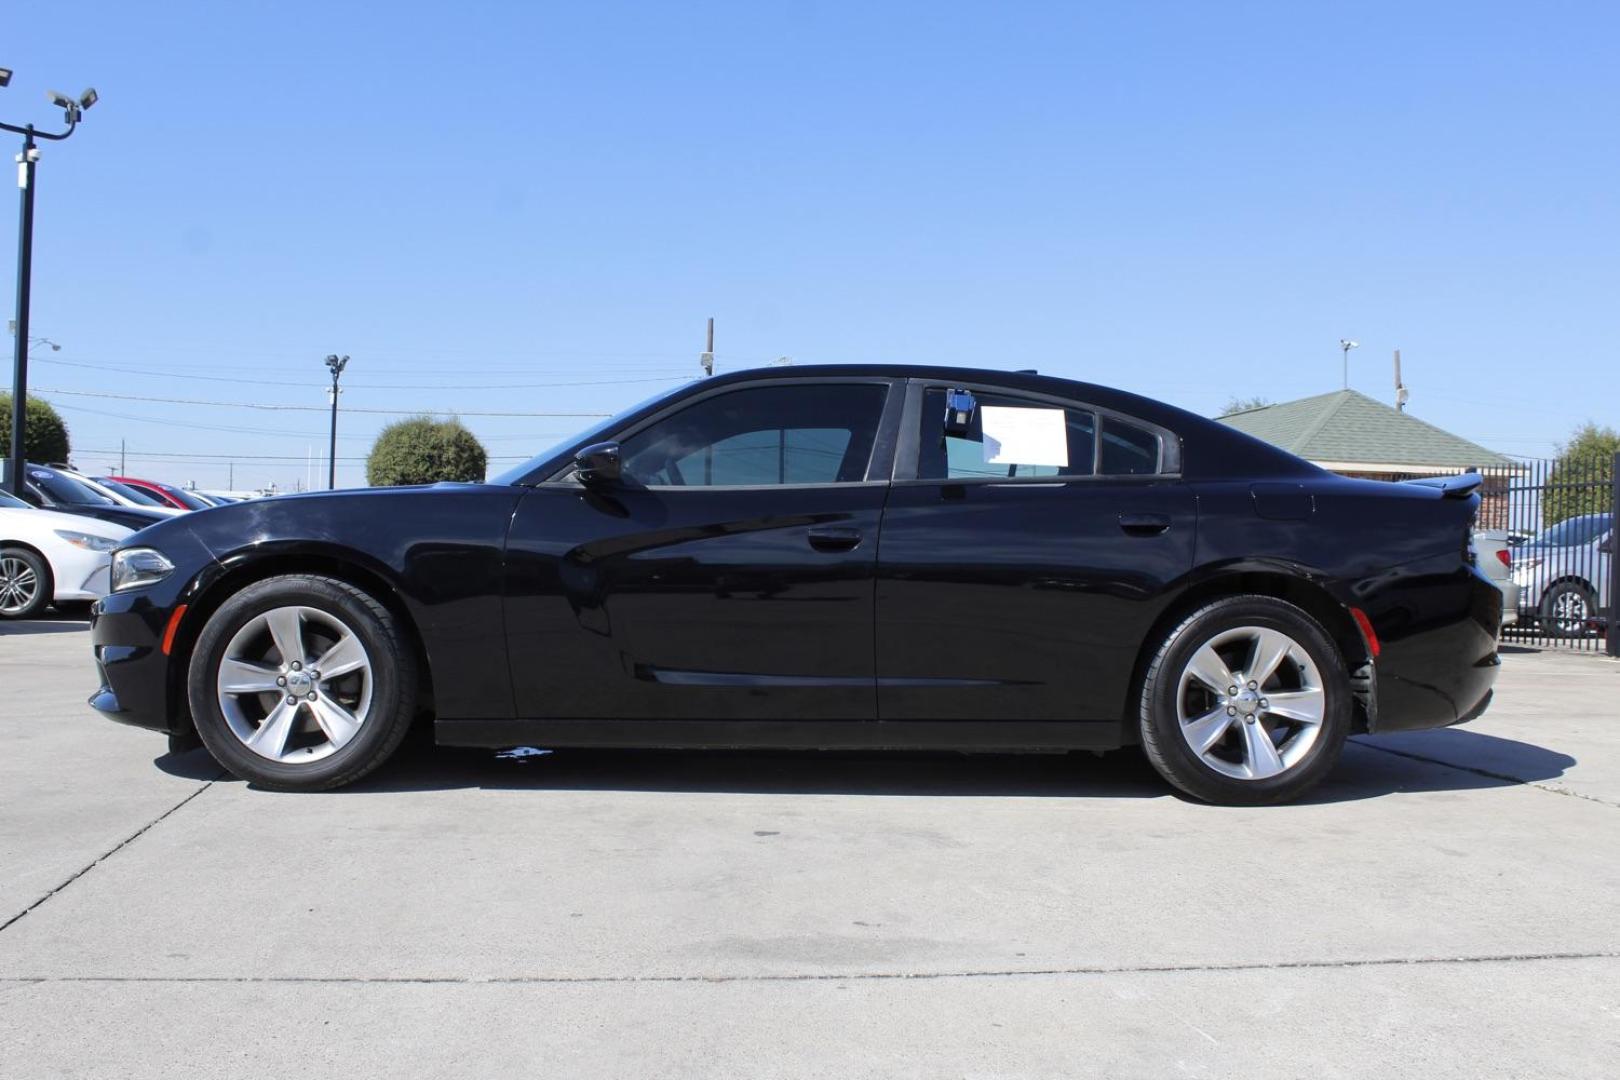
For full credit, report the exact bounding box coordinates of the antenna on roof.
[1393,349,1409,412]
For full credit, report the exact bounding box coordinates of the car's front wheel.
[0,547,51,620]
[1138,596,1351,805]
[187,574,418,790]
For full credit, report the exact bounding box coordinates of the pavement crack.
[1350,738,1619,808]
[4,949,1616,986]
[0,777,223,936]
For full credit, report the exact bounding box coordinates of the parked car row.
[0,462,245,619]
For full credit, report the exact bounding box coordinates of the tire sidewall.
[188,576,409,787]
[0,547,52,620]
[1143,597,1351,804]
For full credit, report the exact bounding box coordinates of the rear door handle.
[1118,512,1171,536]
[806,525,863,552]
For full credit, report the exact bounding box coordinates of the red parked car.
[106,477,214,512]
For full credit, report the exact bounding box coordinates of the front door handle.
[807,525,863,552]
[1118,512,1171,536]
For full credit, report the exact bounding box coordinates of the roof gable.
[1217,389,1513,469]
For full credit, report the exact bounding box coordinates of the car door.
[503,378,900,723]
[875,381,1196,728]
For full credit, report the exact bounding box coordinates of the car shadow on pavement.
[154,727,1577,804]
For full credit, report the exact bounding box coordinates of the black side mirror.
[1599,535,1613,555]
[574,441,622,487]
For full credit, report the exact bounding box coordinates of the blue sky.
[5,0,1616,490]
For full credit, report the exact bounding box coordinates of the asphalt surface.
[2,615,1617,1079]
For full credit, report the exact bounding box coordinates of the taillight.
[1495,549,1511,569]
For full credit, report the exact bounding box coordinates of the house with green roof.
[1218,389,1518,526]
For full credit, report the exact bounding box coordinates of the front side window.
[620,383,888,487]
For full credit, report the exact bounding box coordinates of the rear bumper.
[1367,569,1501,733]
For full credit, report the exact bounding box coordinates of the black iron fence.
[1475,453,1617,654]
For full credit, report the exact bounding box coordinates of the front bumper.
[89,587,184,733]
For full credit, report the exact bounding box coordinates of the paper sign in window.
[980,406,1068,467]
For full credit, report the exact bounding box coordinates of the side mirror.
[574,441,622,487]
[1599,535,1613,555]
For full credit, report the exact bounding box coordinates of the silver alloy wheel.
[1549,589,1589,634]
[1175,625,1326,781]
[216,605,374,763]
[0,555,41,615]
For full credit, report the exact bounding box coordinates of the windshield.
[94,477,165,506]
[150,482,213,511]
[29,468,116,506]
[1527,514,1612,548]
[0,489,29,509]
[490,383,695,485]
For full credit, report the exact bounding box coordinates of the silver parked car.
[1512,513,1613,636]
[1473,529,1520,627]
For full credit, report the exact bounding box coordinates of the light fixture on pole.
[2,69,97,495]
[325,353,349,490]
[1338,339,1359,390]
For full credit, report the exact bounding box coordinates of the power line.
[35,387,611,417]
[33,355,690,390]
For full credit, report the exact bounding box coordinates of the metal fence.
[1476,453,1617,654]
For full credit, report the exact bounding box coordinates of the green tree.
[1544,421,1620,526]
[1218,396,1273,417]
[366,415,488,487]
[0,393,72,465]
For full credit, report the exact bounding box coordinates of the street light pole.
[2,72,97,496]
[1338,338,1359,390]
[6,126,37,495]
[325,354,349,489]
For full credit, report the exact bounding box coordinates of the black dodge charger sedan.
[89,366,1500,804]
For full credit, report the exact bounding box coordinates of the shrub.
[0,393,71,465]
[366,415,488,487]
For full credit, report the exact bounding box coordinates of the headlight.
[110,547,176,592]
[54,529,121,553]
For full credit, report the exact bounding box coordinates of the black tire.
[1538,581,1596,639]
[187,574,418,791]
[0,546,52,620]
[1138,595,1351,806]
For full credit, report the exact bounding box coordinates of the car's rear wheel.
[187,575,418,790]
[1138,596,1351,805]
[0,547,51,620]
[1539,580,1595,638]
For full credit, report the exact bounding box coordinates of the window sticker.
[980,405,1069,467]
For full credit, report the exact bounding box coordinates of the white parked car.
[0,489,133,619]
[1511,513,1613,637]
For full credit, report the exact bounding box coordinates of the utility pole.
[2,71,97,496]
[700,317,714,377]
[227,460,234,490]
[324,354,349,489]
[119,438,124,474]
[1393,349,1409,411]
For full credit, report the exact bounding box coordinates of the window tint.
[620,383,887,487]
[29,468,115,506]
[919,389,1095,480]
[1099,417,1161,475]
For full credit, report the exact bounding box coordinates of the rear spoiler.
[1401,473,1484,499]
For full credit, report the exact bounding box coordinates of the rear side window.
[1099,417,1162,475]
[918,389,1096,480]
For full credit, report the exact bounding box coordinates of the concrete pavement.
[2,616,1617,1078]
